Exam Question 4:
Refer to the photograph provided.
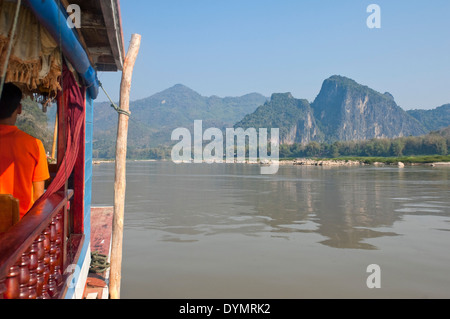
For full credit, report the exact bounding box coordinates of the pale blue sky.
[96,0,450,110]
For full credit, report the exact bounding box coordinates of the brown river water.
[92,161,450,299]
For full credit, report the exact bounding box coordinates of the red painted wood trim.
[0,191,73,281]
[56,233,85,299]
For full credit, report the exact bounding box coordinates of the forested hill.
[17,98,53,154]
[94,84,267,132]
[235,93,323,145]
[407,104,450,132]
[92,84,268,158]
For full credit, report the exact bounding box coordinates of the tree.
[391,138,406,157]
[331,142,342,158]
[305,142,321,157]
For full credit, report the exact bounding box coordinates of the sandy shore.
[279,158,450,167]
[429,162,450,166]
[290,158,363,167]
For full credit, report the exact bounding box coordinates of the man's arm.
[33,181,46,202]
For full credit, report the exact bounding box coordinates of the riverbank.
[92,155,450,167]
[291,158,363,167]
[93,159,159,165]
[280,155,450,167]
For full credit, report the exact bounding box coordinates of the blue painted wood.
[84,92,94,244]
[64,91,95,299]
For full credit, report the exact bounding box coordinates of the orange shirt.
[0,125,50,218]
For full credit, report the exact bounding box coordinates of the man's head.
[0,83,23,120]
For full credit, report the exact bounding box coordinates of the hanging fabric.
[0,1,61,96]
[35,63,84,204]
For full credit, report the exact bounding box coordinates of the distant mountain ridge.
[94,84,267,132]
[237,75,447,145]
[407,104,450,132]
[92,84,268,157]
[236,93,323,145]
[311,76,426,142]
[90,77,450,158]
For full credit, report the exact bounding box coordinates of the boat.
[0,0,126,299]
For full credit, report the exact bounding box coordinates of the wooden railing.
[0,190,77,299]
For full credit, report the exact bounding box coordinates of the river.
[92,161,450,299]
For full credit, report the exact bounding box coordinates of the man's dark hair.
[0,83,23,119]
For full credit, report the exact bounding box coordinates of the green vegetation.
[126,146,172,160]
[280,132,449,160]
[93,129,450,162]
[16,98,53,153]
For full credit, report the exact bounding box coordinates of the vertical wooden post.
[109,34,141,300]
[51,114,58,160]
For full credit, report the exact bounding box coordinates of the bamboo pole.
[51,113,58,160]
[109,34,141,299]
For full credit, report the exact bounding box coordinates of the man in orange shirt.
[0,83,50,219]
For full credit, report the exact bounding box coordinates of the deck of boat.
[83,207,114,299]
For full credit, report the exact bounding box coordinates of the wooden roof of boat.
[60,0,125,72]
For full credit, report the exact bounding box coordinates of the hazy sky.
[96,0,450,110]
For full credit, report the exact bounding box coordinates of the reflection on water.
[92,162,450,298]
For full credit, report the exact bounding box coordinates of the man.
[0,83,50,219]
